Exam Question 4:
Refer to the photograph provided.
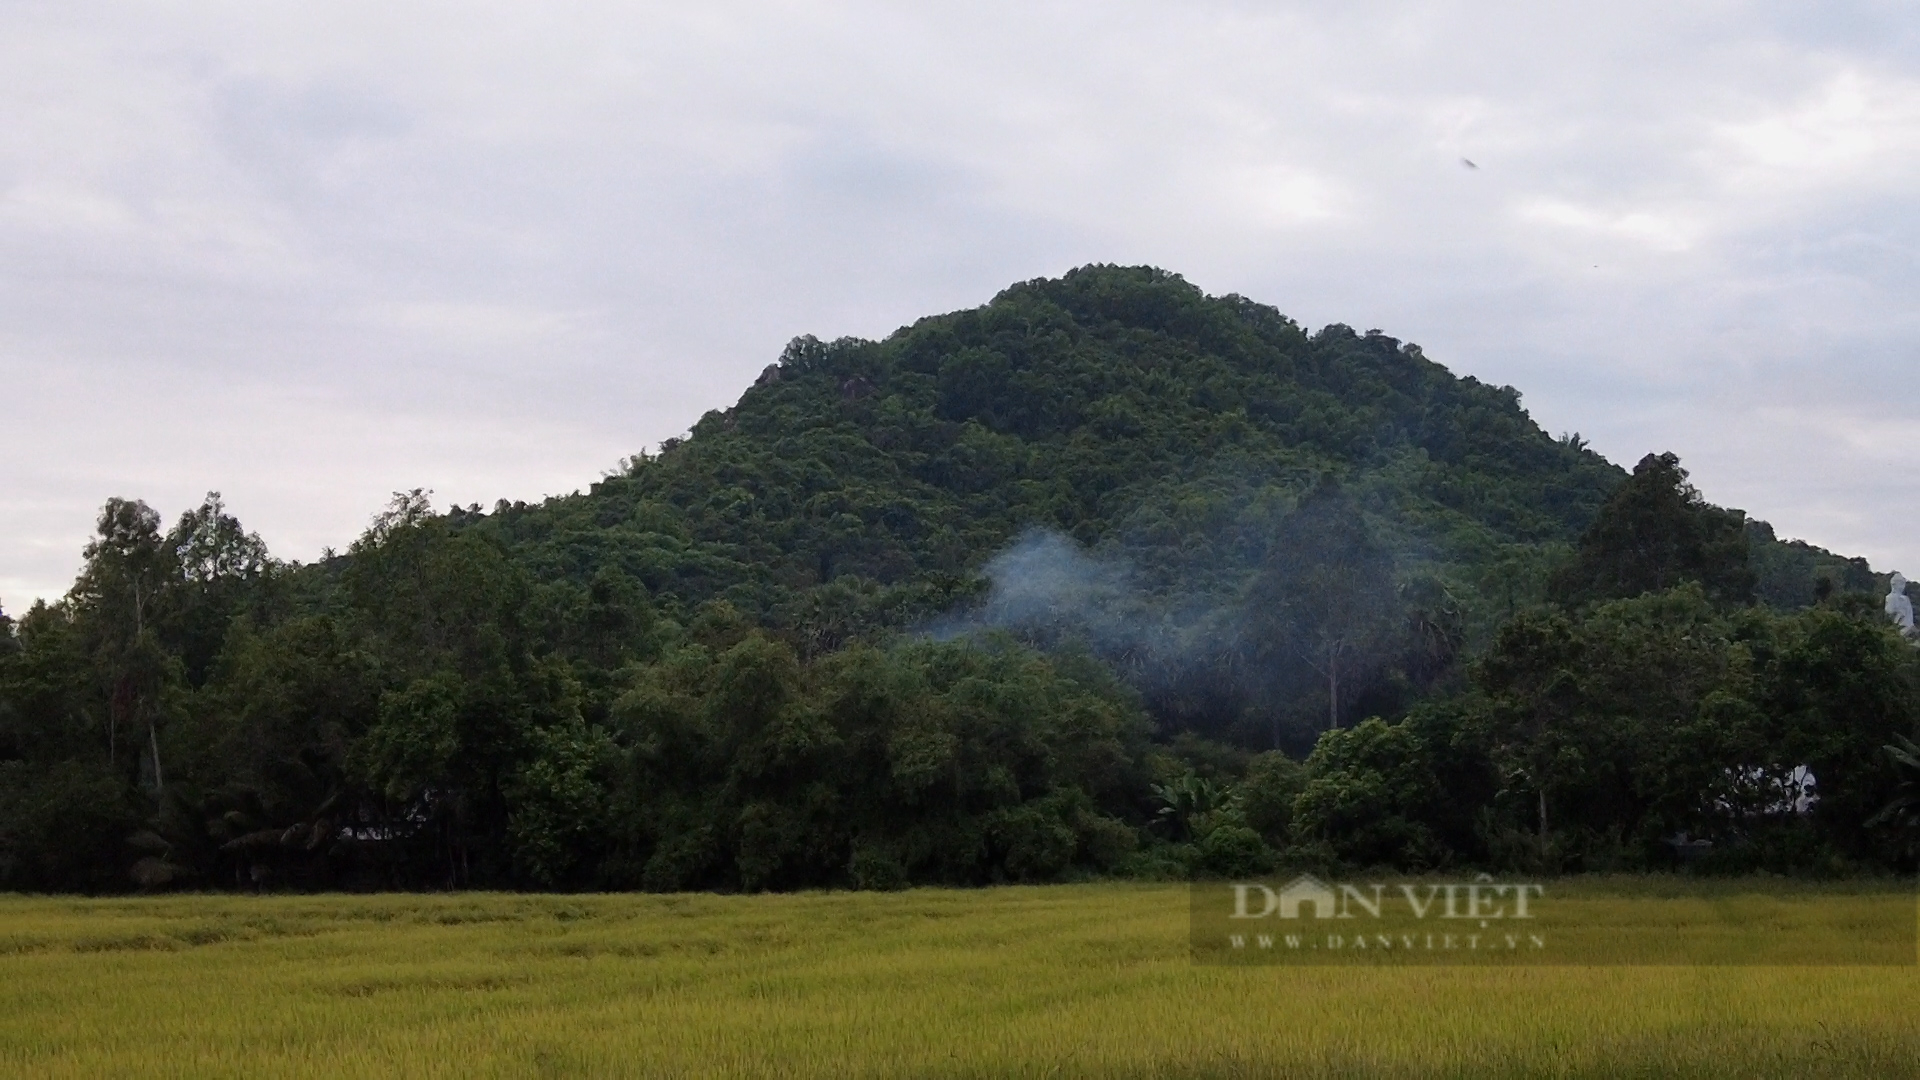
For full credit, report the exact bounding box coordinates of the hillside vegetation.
[0,266,1912,893]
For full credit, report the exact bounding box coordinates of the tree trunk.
[1537,787,1548,856]
[147,715,164,794]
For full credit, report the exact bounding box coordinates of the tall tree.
[71,499,174,789]
[1553,452,1755,607]
[163,493,271,685]
[1244,480,1399,739]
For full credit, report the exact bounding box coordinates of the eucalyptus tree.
[1243,480,1400,739]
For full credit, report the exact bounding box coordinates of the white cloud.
[5,0,1920,610]
[1714,68,1919,182]
[1,184,137,233]
[368,302,594,348]
[1517,199,1705,253]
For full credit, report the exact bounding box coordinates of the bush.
[1293,718,1451,869]
[1076,813,1140,870]
[1109,843,1194,881]
[988,803,1079,882]
[1198,825,1273,878]
[848,844,909,891]
[1239,752,1305,846]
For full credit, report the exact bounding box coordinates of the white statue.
[1887,573,1914,633]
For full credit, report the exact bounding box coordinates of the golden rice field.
[0,880,1915,1078]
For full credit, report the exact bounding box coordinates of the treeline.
[3,266,1915,891]
[0,493,1160,891]
[2,456,1913,893]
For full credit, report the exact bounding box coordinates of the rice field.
[0,880,1915,1078]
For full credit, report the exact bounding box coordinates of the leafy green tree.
[1291,717,1453,869]
[0,758,142,891]
[506,716,616,886]
[1757,597,1917,860]
[344,490,528,680]
[71,498,176,791]
[1553,452,1755,607]
[186,615,378,889]
[161,492,271,686]
[1236,751,1306,847]
[605,633,1147,890]
[1473,588,1745,863]
[1470,585,1914,869]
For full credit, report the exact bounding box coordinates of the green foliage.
[1195,824,1272,877]
[1242,478,1403,736]
[1236,752,1306,846]
[353,674,463,803]
[1746,519,1878,610]
[604,633,1149,890]
[1150,772,1232,842]
[506,717,616,886]
[0,759,142,892]
[1553,452,1756,607]
[1291,717,1455,869]
[1469,585,1918,870]
[1864,735,1920,859]
[0,265,1911,890]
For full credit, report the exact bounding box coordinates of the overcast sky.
[4,1,1919,611]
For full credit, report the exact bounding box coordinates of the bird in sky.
[1460,157,1479,170]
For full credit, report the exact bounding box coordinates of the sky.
[4,0,1920,612]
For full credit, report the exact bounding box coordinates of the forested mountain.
[486,266,1621,626]
[1,266,1911,893]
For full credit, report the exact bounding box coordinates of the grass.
[0,879,1913,1077]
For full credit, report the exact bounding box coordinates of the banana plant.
[1152,773,1240,842]
[1865,735,1920,859]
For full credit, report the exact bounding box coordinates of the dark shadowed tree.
[72,499,174,791]
[1552,452,1755,608]
[1243,480,1399,739]
[162,493,271,686]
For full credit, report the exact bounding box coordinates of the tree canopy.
[1552,452,1756,608]
[2,265,1912,892]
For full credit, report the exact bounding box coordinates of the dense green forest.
[2,265,1914,892]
